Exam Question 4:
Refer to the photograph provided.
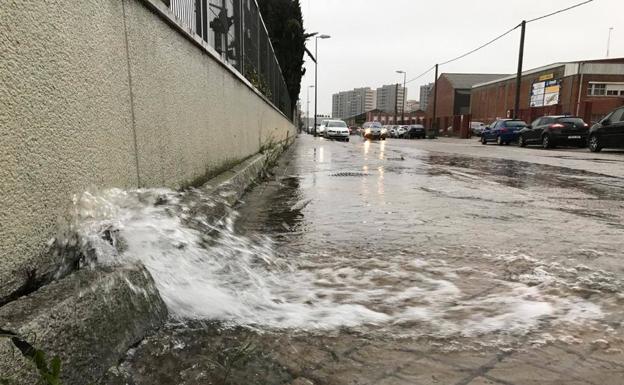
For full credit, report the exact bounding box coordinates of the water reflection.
[379,141,386,160]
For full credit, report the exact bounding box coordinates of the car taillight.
[583,123,589,127]
[550,123,564,128]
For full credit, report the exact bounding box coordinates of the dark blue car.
[481,119,527,145]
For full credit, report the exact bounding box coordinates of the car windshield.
[369,122,382,128]
[328,121,347,127]
[504,120,527,127]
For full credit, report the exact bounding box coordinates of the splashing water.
[70,188,614,343]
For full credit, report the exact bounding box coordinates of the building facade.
[419,83,434,112]
[376,84,406,113]
[470,58,624,124]
[405,100,421,112]
[345,109,426,126]
[332,87,376,119]
[425,73,508,130]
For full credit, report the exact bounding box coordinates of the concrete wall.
[0,0,295,299]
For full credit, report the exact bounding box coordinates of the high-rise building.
[419,83,434,112]
[375,84,406,113]
[332,87,377,119]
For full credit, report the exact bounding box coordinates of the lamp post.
[306,85,314,133]
[396,70,407,124]
[607,27,614,58]
[314,34,331,136]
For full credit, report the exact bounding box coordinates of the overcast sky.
[298,0,624,116]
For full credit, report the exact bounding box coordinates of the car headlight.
[365,128,371,135]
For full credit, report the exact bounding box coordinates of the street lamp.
[314,34,331,137]
[306,85,314,133]
[396,70,407,124]
[607,27,614,58]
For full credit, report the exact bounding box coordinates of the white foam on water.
[72,188,612,341]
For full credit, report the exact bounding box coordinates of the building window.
[588,82,624,96]
[588,84,606,96]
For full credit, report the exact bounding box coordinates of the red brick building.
[471,58,624,125]
[345,109,426,126]
[425,73,508,131]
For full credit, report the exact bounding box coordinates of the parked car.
[470,121,486,136]
[388,126,397,138]
[324,120,350,141]
[588,106,624,152]
[481,119,527,145]
[396,125,408,138]
[518,115,589,149]
[317,119,330,136]
[362,121,386,140]
[405,124,426,139]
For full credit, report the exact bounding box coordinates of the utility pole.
[313,34,331,137]
[513,20,526,119]
[306,85,314,132]
[314,38,318,136]
[396,70,407,124]
[431,64,438,139]
[606,27,614,58]
[394,83,399,125]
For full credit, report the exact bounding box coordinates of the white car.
[317,119,330,136]
[471,121,486,136]
[324,120,350,141]
[396,125,408,138]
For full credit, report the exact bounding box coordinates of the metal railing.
[169,0,292,119]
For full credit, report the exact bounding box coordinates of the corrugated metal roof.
[443,73,510,89]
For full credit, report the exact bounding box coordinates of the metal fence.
[169,0,292,119]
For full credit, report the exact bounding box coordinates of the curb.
[0,140,294,385]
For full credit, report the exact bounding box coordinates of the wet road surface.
[103,135,624,385]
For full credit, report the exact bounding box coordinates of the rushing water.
[70,185,619,348]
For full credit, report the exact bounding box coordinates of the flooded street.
[99,136,624,385]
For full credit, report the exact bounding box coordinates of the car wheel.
[481,136,487,145]
[588,134,602,152]
[346,138,350,142]
[496,136,503,146]
[542,134,553,149]
[518,135,527,147]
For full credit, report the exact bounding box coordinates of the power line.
[438,24,521,67]
[526,0,594,23]
[403,0,595,86]
[405,66,436,85]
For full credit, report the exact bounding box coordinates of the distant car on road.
[518,116,589,149]
[317,119,330,137]
[396,125,408,138]
[405,124,426,139]
[481,119,527,145]
[588,106,624,152]
[362,121,386,140]
[471,121,486,136]
[324,120,350,141]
